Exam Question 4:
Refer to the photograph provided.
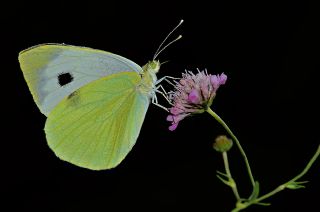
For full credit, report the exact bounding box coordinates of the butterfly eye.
[58,72,73,86]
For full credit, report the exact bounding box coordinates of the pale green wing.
[18,44,143,116]
[44,72,149,170]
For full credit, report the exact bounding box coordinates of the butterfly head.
[143,60,160,74]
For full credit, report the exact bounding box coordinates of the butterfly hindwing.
[18,44,143,116]
[44,72,150,170]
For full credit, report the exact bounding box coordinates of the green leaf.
[216,170,235,187]
[254,202,271,206]
[216,174,232,187]
[296,181,309,184]
[216,170,228,177]
[286,181,308,190]
[249,181,260,201]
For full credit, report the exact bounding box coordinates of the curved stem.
[223,152,241,201]
[253,144,320,203]
[206,107,256,188]
[231,144,320,211]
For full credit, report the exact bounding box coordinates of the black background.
[2,0,319,211]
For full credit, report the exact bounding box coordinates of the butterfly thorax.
[138,60,160,95]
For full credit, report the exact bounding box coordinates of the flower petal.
[170,106,184,115]
[169,123,178,131]
[210,75,219,89]
[219,73,227,85]
[166,115,174,122]
[188,89,201,104]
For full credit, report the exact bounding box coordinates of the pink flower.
[167,70,227,131]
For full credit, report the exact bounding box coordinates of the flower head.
[167,70,227,131]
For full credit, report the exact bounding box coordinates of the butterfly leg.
[155,85,173,105]
[151,76,181,111]
[151,93,169,112]
[155,76,180,86]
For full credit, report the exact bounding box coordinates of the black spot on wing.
[58,72,73,86]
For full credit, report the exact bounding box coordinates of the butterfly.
[18,20,183,170]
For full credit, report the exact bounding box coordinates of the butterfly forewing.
[18,44,143,116]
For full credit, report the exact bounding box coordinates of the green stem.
[231,144,320,211]
[223,152,241,201]
[252,144,320,203]
[206,107,256,188]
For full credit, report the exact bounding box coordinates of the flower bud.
[213,135,233,152]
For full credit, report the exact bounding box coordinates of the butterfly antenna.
[160,60,170,65]
[153,19,184,60]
